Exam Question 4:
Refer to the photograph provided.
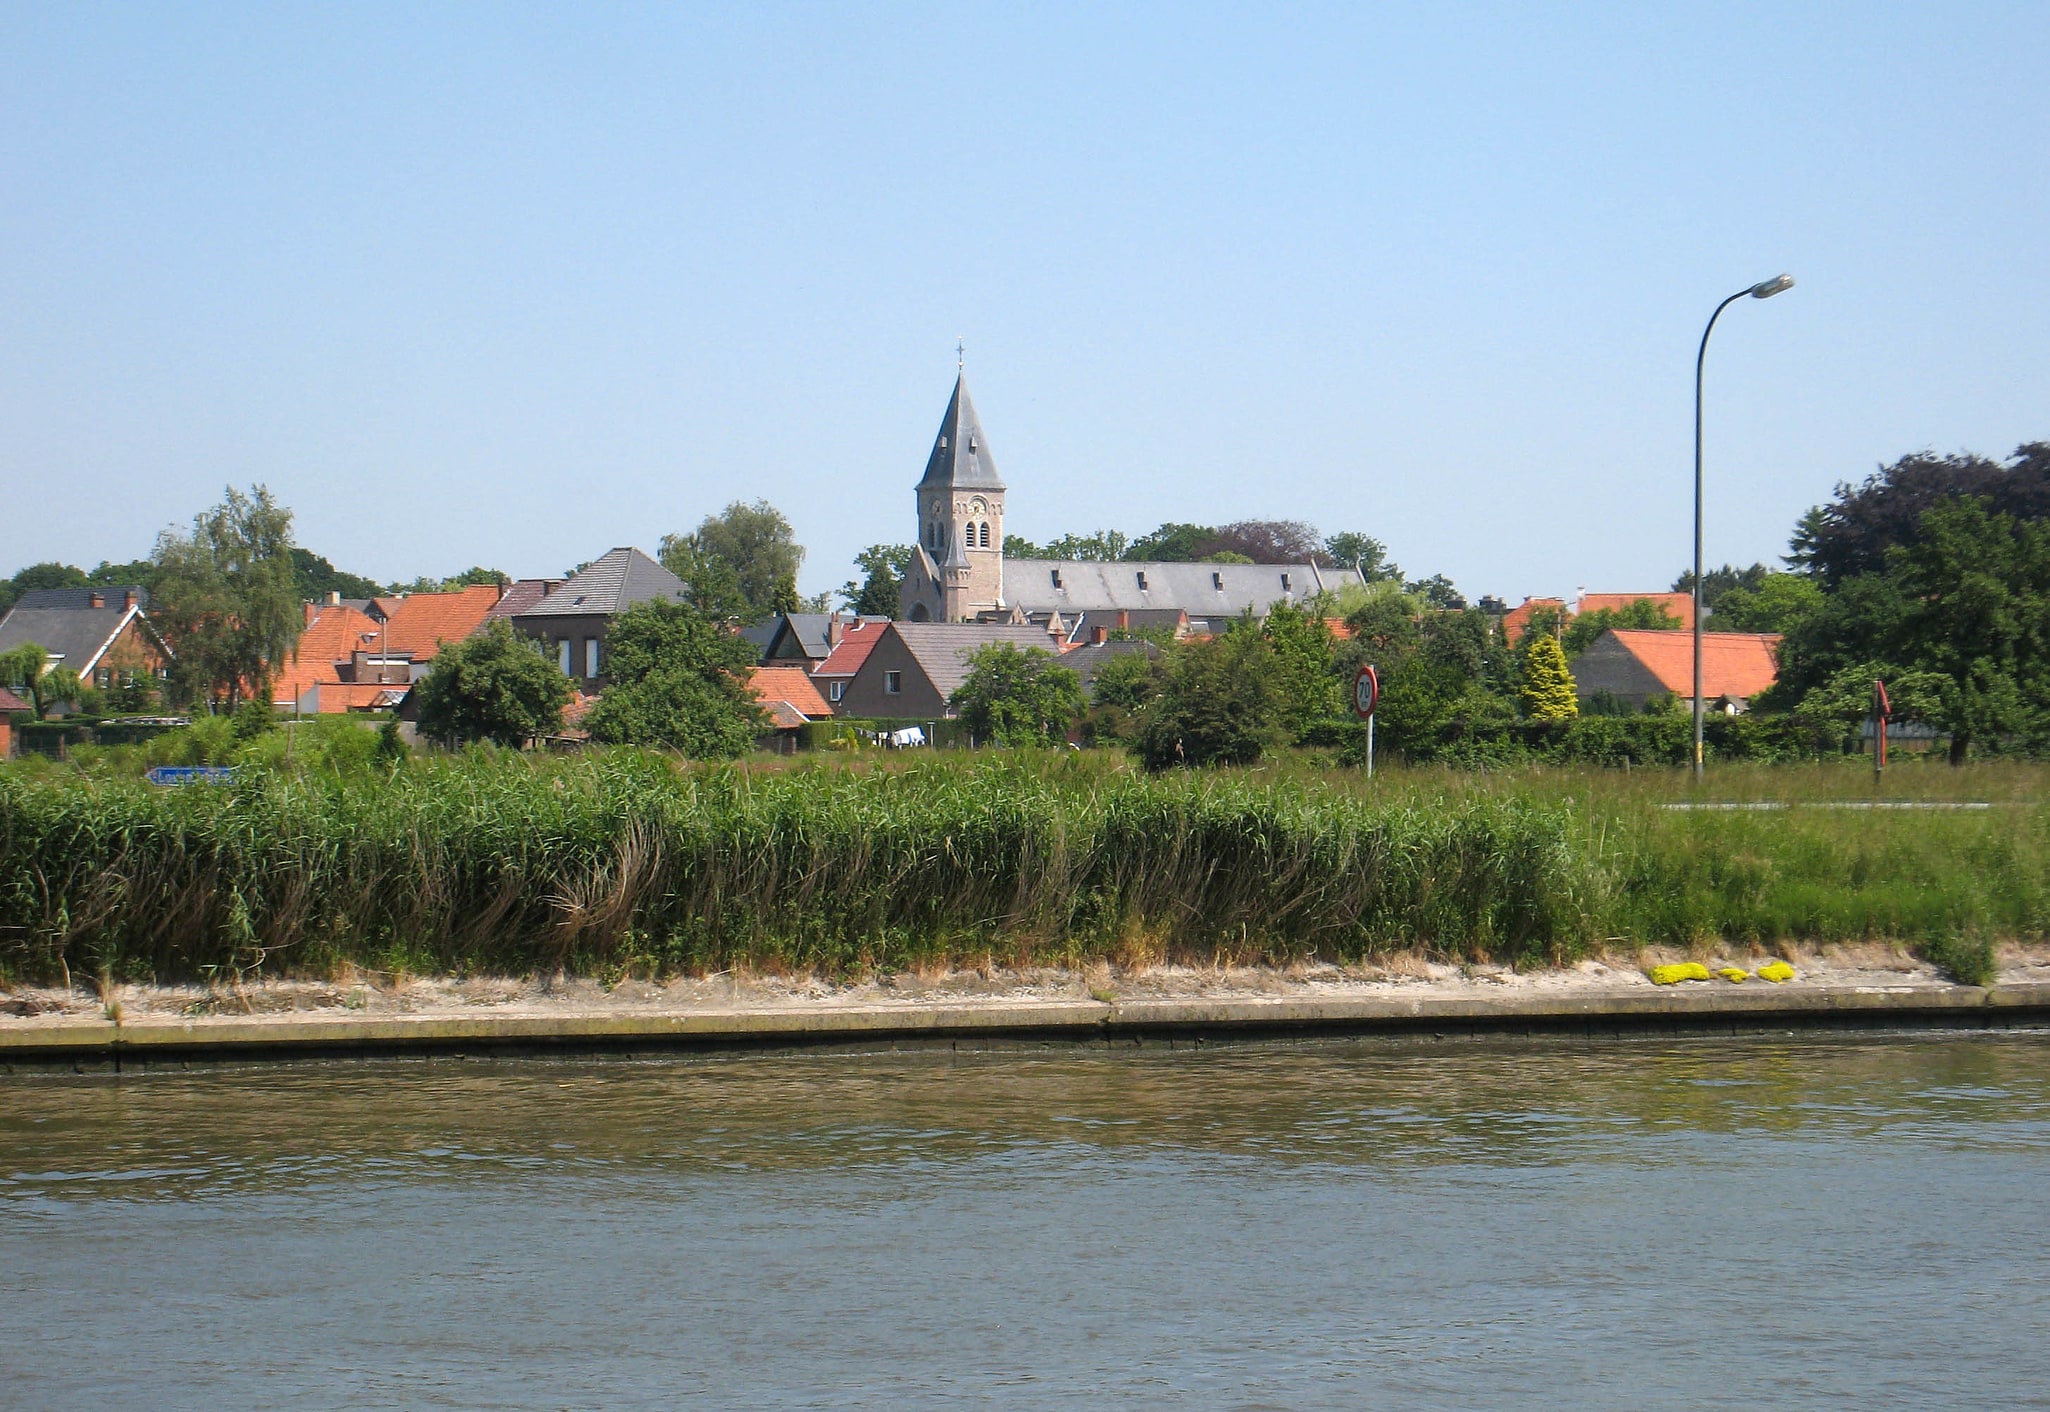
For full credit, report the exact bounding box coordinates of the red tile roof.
[1605,629,1781,700]
[272,605,384,704]
[380,585,503,661]
[812,618,889,678]
[750,666,832,721]
[0,686,30,713]
[1576,592,1695,629]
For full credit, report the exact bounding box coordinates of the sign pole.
[1367,712,1375,779]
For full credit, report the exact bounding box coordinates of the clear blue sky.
[4,3,2045,603]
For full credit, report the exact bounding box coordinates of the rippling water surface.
[4,1034,2049,1408]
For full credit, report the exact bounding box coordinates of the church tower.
[900,373,1006,622]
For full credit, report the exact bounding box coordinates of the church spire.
[917,372,1004,491]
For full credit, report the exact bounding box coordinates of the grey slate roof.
[917,374,1004,491]
[13,586,149,611]
[1006,559,1361,623]
[887,622,1057,702]
[0,602,156,674]
[515,548,686,619]
[742,612,837,662]
[486,578,563,622]
[1056,639,1159,688]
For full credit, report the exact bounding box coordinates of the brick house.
[836,621,1059,720]
[511,548,690,690]
[0,587,170,702]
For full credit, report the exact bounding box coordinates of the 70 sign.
[1351,664,1379,719]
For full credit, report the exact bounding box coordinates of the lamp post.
[1693,273,1794,780]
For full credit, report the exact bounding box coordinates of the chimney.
[328,590,342,607]
[1090,625,1108,645]
[827,615,846,648]
[123,589,138,611]
[88,591,105,609]
[304,602,317,627]
[1116,609,1129,630]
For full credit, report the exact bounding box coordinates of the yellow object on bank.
[1716,967,1750,983]
[1649,962,1713,985]
[1756,961,1796,983]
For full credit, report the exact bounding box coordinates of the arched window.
[981,522,992,547]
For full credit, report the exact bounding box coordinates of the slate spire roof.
[917,374,1004,492]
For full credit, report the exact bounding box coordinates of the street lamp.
[1692,273,1794,780]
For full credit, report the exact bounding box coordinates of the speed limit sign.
[1352,663,1379,719]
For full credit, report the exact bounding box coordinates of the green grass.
[0,749,2043,983]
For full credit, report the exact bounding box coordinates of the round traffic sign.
[1352,663,1379,719]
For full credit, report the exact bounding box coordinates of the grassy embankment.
[0,749,2043,985]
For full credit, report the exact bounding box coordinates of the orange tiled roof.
[272,605,383,703]
[1605,629,1781,700]
[1500,598,1567,646]
[380,585,503,662]
[1575,592,1695,630]
[0,686,29,713]
[812,619,888,678]
[750,665,832,720]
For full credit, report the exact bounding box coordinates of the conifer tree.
[1520,632,1580,720]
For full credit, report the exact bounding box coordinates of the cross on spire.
[956,337,964,371]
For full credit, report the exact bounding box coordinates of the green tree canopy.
[840,544,912,617]
[1707,573,1823,634]
[1323,532,1401,581]
[0,563,90,614]
[1123,523,1217,562]
[1088,648,1161,710]
[0,642,55,717]
[1261,601,1342,743]
[150,485,303,709]
[289,548,385,603]
[948,643,1086,746]
[413,619,573,748]
[660,500,805,620]
[582,599,767,757]
[1129,626,1283,769]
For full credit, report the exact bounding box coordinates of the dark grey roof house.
[837,621,1057,720]
[0,587,169,688]
[510,548,689,689]
[741,612,841,665]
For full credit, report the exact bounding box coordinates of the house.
[749,665,834,752]
[0,685,28,757]
[272,585,503,712]
[1051,608,1189,645]
[837,621,1058,720]
[485,578,566,623]
[810,617,891,711]
[1056,638,1160,695]
[0,587,169,699]
[1572,628,1782,713]
[895,375,1364,627]
[511,548,689,689]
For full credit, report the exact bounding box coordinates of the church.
[898,375,1364,637]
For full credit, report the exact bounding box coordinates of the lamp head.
[1750,273,1795,299]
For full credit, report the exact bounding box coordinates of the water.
[4,1035,2049,1408]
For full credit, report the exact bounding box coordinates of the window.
[977,522,990,548]
[585,638,600,678]
[830,680,845,702]
[884,670,902,695]
[1050,569,1063,589]
[558,639,573,675]
[1136,571,1149,591]
[1212,571,1224,591]
[1281,573,1292,593]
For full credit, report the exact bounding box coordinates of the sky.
[3,3,2046,604]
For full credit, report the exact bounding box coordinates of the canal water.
[4,1034,2048,1408]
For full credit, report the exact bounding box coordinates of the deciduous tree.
[948,643,1085,746]
[414,619,574,748]
[149,485,303,709]
[582,599,767,758]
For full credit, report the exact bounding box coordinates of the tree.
[1124,523,1217,562]
[1205,519,1322,564]
[413,620,574,748]
[948,643,1086,746]
[0,642,53,717]
[1129,626,1283,769]
[1673,561,1769,612]
[1562,598,1683,657]
[289,548,385,603]
[1788,444,2050,584]
[840,544,913,616]
[1089,649,1161,710]
[0,562,89,614]
[1322,532,1401,581]
[1404,574,1467,610]
[659,500,806,620]
[1520,633,1579,720]
[660,537,753,621]
[1707,573,1824,634]
[1343,582,1423,659]
[149,485,303,709]
[582,599,767,757]
[1261,600,1342,743]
